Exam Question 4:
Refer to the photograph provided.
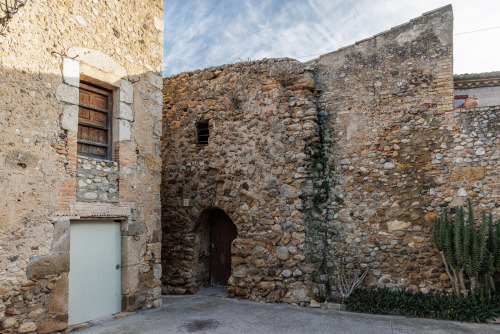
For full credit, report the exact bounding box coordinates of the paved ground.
[75,288,500,334]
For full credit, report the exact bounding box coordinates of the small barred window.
[196,121,209,144]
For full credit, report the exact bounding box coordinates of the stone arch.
[193,208,237,288]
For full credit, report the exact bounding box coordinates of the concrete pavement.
[74,289,500,334]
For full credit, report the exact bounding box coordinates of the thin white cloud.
[163,0,500,76]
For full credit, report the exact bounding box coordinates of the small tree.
[433,199,499,297]
[333,256,368,300]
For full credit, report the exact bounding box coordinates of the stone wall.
[310,5,456,296]
[76,158,119,202]
[161,5,500,305]
[161,58,329,304]
[445,106,499,209]
[0,1,163,332]
[309,6,497,297]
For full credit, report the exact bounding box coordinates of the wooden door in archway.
[209,210,237,286]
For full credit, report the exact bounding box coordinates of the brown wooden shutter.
[77,82,112,160]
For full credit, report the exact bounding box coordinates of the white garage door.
[69,221,122,325]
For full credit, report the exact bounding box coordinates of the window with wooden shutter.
[77,82,113,160]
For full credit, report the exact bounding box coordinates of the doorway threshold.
[197,286,228,298]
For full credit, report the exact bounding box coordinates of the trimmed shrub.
[345,288,500,323]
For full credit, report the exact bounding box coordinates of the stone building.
[454,72,500,108]
[1,1,163,333]
[162,5,499,306]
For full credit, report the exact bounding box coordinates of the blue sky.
[162,0,500,76]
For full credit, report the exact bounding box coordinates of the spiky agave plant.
[433,199,498,297]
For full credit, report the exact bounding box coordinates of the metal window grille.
[196,122,209,144]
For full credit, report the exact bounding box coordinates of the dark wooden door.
[209,210,237,286]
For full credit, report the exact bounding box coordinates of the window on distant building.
[77,82,113,160]
[196,121,209,144]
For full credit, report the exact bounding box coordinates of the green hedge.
[344,288,500,323]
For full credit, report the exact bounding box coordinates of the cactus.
[432,199,499,297]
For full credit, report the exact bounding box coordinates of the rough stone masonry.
[162,5,499,306]
[0,1,163,333]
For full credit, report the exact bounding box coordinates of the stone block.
[114,119,131,142]
[38,314,68,334]
[153,17,164,32]
[424,212,438,223]
[297,77,315,91]
[231,257,248,266]
[27,253,69,279]
[147,243,161,259]
[59,104,78,132]
[152,90,162,106]
[153,121,162,137]
[148,104,162,119]
[2,317,17,329]
[309,300,321,308]
[383,162,396,169]
[151,287,162,299]
[305,283,327,300]
[276,246,290,261]
[121,294,145,312]
[28,308,44,318]
[202,72,215,80]
[386,220,411,232]
[62,58,80,87]
[413,236,425,243]
[279,184,296,198]
[52,220,70,253]
[153,299,162,308]
[18,321,37,333]
[83,192,98,200]
[126,220,148,236]
[450,167,484,182]
[49,274,68,314]
[145,154,162,171]
[151,229,162,243]
[117,102,134,121]
[114,312,136,319]
[147,72,163,89]
[122,265,139,295]
[153,264,162,279]
[120,79,134,104]
[65,323,91,332]
[283,288,309,304]
[291,232,305,244]
[122,236,146,266]
[68,47,127,78]
[251,258,266,267]
[55,83,79,104]
[232,266,247,278]
[458,188,467,197]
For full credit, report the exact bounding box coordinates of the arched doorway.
[208,209,237,286]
